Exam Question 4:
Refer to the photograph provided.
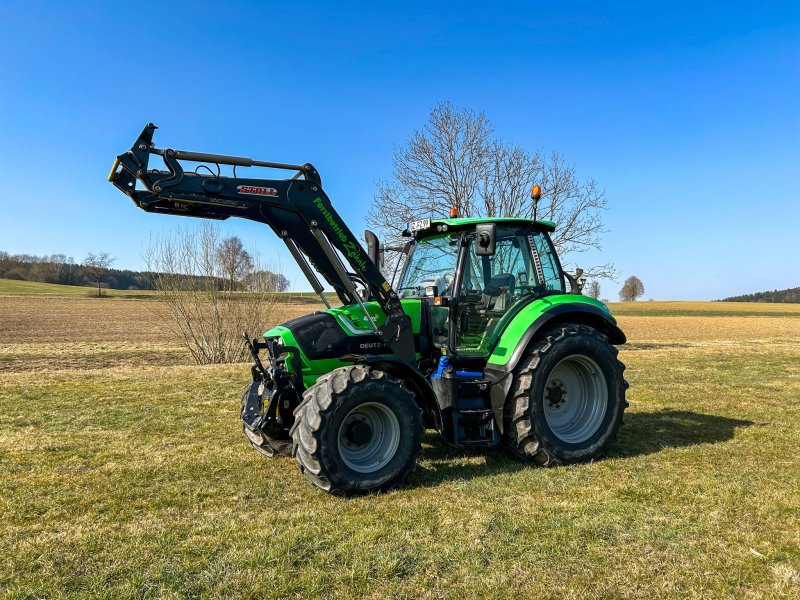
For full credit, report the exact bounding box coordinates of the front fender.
[340,355,438,415]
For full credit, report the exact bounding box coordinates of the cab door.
[452,226,562,359]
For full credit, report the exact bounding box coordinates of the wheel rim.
[337,402,401,473]
[543,355,608,444]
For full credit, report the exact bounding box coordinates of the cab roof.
[438,216,555,228]
[415,216,556,236]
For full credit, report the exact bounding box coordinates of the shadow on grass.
[411,434,525,489]
[409,410,754,489]
[611,409,754,458]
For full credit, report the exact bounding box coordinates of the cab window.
[455,226,563,356]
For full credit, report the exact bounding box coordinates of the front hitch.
[240,332,302,437]
[243,330,268,380]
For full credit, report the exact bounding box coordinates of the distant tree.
[0,251,10,274]
[216,236,254,291]
[273,272,290,292]
[586,280,601,299]
[369,101,618,280]
[44,254,72,284]
[619,275,645,302]
[83,251,115,297]
[247,270,290,292]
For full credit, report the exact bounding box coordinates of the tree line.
[0,237,290,294]
[721,286,800,303]
[0,250,155,290]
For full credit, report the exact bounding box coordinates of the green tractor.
[110,124,628,495]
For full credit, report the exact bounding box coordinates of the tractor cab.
[397,217,565,362]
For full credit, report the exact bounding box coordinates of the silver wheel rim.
[543,355,608,444]
[337,402,401,473]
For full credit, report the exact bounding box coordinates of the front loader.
[110,124,628,495]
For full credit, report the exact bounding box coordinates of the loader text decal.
[237,185,279,197]
[313,197,368,271]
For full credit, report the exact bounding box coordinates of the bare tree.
[586,280,601,300]
[246,270,290,292]
[83,251,115,297]
[368,101,618,280]
[619,275,645,302]
[145,223,284,364]
[216,236,254,291]
[44,254,73,284]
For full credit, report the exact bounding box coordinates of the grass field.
[0,278,161,298]
[1,296,799,598]
[0,278,337,304]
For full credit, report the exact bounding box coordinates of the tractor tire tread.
[290,364,422,496]
[504,324,628,466]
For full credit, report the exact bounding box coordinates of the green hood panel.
[263,299,422,339]
[262,299,424,388]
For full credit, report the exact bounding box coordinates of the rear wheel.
[290,365,423,496]
[505,324,628,465]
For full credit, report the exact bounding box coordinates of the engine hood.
[262,300,424,363]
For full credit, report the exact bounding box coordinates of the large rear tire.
[505,324,628,465]
[290,365,422,496]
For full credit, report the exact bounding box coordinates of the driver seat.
[484,273,515,311]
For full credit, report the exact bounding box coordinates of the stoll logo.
[237,185,278,197]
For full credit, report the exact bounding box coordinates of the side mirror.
[475,223,496,256]
[365,230,380,267]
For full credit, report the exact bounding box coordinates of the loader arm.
[109,123,415,361]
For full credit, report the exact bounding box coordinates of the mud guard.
[484,304,626,435]
[341,355,438,420]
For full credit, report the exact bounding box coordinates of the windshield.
[397,233,460,298]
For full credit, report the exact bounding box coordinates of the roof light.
[449,207,458,218]
[531,184,542,221]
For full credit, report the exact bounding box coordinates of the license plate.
[407,218,431,232]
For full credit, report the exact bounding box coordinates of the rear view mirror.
[475,223,496,256]
[365,230,380,267]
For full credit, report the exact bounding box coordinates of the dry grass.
[0,297,319,343]
[1,298,799,598]
[610,300,800,317]
[618,315,800,344]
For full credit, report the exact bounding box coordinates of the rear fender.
[484,303,626,434]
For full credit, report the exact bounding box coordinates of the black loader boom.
[109,123,415,361]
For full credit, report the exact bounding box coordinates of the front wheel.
[505,324,628,465]
[290,365,423,496]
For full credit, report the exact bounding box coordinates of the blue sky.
[1,1,798,300]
